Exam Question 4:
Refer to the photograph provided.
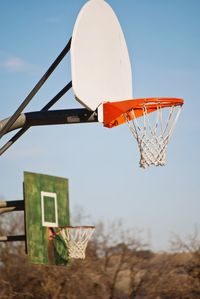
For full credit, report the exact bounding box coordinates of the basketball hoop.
[103,98,184,168]
[50,226,95,259]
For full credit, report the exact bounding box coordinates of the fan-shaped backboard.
[71,0,133,112]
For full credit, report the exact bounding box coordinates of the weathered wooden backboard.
[24,172,70,265]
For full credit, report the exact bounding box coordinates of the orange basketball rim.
[103,97,184,128]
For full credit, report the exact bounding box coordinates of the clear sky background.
[0,0,199,251]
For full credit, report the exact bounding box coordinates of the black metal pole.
[0,200,24,214]
[0,38,71,138]
[24,109,98,127]
[0,108,98,156]
[41,81,72,111]
[0,201,25,243]
[0,200,24,210]
[0,235,25,242]
[0,81,72,156]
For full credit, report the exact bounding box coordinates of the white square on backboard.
[41,191,58,227]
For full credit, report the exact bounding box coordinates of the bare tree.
[171,228,200,285]
[1,207,200,298]
[93,220,148,299]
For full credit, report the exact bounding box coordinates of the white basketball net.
[124,105,182,168]
[59,226,95,259]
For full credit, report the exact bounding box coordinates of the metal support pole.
[0,200,24,214]
[0,81,72,155]
[0,235,25,242]
[0,108,97,134]
[0,200,25,243]
[0,108,98,156]
[0,38,71,138]
[23,109,98,126]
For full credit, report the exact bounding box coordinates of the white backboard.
[71,0,133,112]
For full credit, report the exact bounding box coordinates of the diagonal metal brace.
[0,38,72,138]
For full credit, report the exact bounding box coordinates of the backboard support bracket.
[0,200,26,244]
[0,108,98,156]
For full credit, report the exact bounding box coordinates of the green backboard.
[24,172,70,265]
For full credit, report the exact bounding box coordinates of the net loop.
[124,104,183,168]
[59,226,95,259]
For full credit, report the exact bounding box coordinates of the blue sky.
[0,0,199,251]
